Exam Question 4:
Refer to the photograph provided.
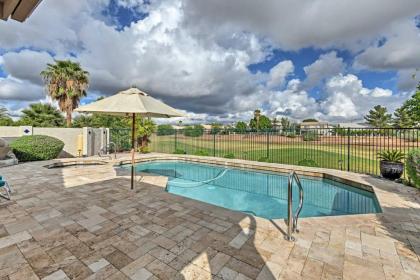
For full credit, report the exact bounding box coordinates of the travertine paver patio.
[0,154,419,280]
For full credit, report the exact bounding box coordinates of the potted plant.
[377,150,405,180]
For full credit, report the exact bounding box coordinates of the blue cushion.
[0,181,5,187]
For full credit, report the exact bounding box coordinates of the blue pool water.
[134,161,381,219]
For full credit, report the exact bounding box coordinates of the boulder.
[0,138,11,160]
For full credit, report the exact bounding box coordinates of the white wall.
[0,126,108,157]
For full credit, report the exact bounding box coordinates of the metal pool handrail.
[286,171,304,241]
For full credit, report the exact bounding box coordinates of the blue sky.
[0,0,419,123]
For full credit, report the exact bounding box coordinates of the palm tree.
[0,106,8,119]
[254,109,261,131]
[17,103,65,127]
[136,118,156,151]
[40,60,89,127]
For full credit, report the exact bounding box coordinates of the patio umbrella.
[75,87,185,189]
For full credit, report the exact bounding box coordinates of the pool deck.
[0,153,419,279]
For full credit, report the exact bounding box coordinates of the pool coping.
[116,154,377,193]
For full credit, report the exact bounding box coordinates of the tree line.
[364,84,419,128]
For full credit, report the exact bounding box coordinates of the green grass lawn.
[149,139,380,174]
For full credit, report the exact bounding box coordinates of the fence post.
[347,128,350,172]
[174,129,177,152]
[266,130,269,159]
[213,132,216,157]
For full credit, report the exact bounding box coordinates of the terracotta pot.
[380,160,404,180]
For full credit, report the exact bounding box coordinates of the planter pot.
[380,160,404,180]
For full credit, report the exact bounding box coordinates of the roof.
[300,122,329,126]
[1,0,42,22]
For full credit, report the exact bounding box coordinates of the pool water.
[134,161,381,219]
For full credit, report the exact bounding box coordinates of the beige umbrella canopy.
[75,87,185,190]
[75,87,184,117]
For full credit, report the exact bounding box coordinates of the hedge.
[10,135,64,162]
[407,149,420,188]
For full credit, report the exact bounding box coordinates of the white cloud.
[397,69,419,91]
[354,20,420,71]
[267,60,294,88]
[0,0,418,124]
[183,0,420,50]
[0,76,44,101]
[1,50,54,85]
[302,51,345,89]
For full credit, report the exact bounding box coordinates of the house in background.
[300,121,331,135]
[0,0,42,22]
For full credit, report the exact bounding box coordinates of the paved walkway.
[0,155,419,279]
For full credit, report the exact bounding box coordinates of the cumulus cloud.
[354,20,420,71]
[302,51,345,89]
[183,0,420,50]
[0,0,418,123]
[1,50,54,85]
[0,76,44,101]
[267,60,294,88]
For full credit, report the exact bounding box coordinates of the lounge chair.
[0,176,11,200]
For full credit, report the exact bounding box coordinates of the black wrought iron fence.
[147,127,419,177]
[110,128,132,152]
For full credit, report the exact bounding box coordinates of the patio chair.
[0,176,11,200]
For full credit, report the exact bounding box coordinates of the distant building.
[300,121,331,135]
[1,0,42,22]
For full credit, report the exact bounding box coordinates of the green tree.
[400,86,420,127]
[41,60,89,127]
[210,123,222,134]
[136,118,156,150]
[392,107,413,128]
[184,125,204,137]
[157,124,175,135]
[250,115,272,130]
[302,118,318,123]
[364,105,391,128]
[0,106,8,118]
[235,121,247,133]
[280,117,291,132]
[0,106,14,126]
[17,103,65,127]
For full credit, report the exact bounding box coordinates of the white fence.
[0,126,109,158]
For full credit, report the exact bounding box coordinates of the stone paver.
[0,154,418,279]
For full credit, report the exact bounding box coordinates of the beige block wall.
[0,126,109,158]
[0,126,20,137]
[33,127,83,157]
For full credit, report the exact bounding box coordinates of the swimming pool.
[134,160,381,219]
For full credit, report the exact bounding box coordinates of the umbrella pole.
[131,113,136,190]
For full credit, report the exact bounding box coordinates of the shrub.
[139,146,150,154]
[223,153,235,159]
[298,159,319,167]
[258,157,269,162]
[303,131,319,141]
[194,150,209,156]
[10,135,64,162]
[286,133,296,138]
[183,125,204,137]
[377,150,405,163]
[173,149,186,154]
[406,149,420,188]
[156,124,175,136]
